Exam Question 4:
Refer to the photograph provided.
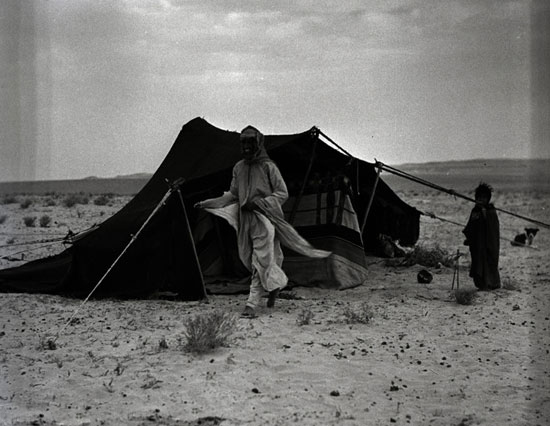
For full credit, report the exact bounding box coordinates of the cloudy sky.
[1,0,548,182]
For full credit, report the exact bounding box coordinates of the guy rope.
[376,162,550,230]
[51,178,189,343]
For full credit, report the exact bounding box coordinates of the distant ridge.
[113,173,153,180]
[392,158,550,177]
[1,159,548,195]
[82,173,153,180]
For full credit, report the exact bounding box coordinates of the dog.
[377,234,406,258]
[511,227,539,247]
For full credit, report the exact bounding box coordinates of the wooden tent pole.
[54,179,185,341]
[289,129,318,224]
[360,162,382,234]
[175,188,207,299]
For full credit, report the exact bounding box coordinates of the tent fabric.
[0,117,420,299]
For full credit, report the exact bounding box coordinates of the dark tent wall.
[0,118,420,299]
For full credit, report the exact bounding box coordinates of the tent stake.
[53,179,185,342]
[360,162,382,234]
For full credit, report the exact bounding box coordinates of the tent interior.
[0,118,420,299]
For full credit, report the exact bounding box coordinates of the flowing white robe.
[201,158,330,292]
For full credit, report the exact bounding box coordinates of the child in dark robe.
[462,182,501,290]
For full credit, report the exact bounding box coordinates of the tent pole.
[360,162,382,234]
[175,188,207,299]
[289,130,318,224]
[54,179,185,341]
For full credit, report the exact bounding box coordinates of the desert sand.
[0,187,549,426]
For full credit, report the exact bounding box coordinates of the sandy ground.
[0,190,549,426]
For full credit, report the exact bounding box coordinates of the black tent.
[0,118,420,299]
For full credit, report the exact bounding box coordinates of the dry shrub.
[0,214,7,225]
[23,216,37,227]
[501,277,520,291]
[296,307,314,326]
[182,311,237,354]
[20,198,33,209]
[402,244,454,267]
[2,195,18,204]
[93,195,111,206]
[158,337,169,351]
[38,335,57,351]
[63,194,88,207]
[454,288,477,305]
[343,302,374,324]
[43,197,57,207]
[39,215,52,228]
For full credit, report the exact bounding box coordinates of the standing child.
[462,182,501,290]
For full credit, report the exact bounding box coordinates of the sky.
[0,0,549,182]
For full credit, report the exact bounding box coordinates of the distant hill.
[393,158,550,177]
[113,173,153,180]
[384,158,550,193]
[0,159,548,195]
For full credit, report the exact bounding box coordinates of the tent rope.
[0,235,68,250]
[318,129,353,158]
[314,130,547,230]
[51,178,186,343]
[421,210,540,250]
[0,241,67,260]
[377,161,550,230]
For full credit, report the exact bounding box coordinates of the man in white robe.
[195,126,330,317]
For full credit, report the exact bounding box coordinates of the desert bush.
[158,337,169,351]
[343,302,374,324]
[23,216,37,227]
[454,288,477,305]
[43,197,57,207]
[20,198,33,209]
[501,277,519,291]
[0,215,7,225]
[39,215,52,228]
[38,335,57,351]
[181,311,237,354]
[63,194,88,207]
[401,244,454,268]
[296,307,314,326]
[93,195,111,206]
[1,195,18,204]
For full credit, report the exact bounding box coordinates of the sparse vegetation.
[501,277,520,291]
[343,302,374,324]
[1,195,18,204]
[23,216,37,227]
[43,197,57,207]
[401,244,454,268]
[39,215,52,228]
[19,198,33,209]
[0,214,7,225]
[38,335,57,351]
[63,194,89,208]
[158,337,169,351]
[181,311,237,354]
[93,194,111,206]
[454,288,477,305]
[296,307,314,326]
